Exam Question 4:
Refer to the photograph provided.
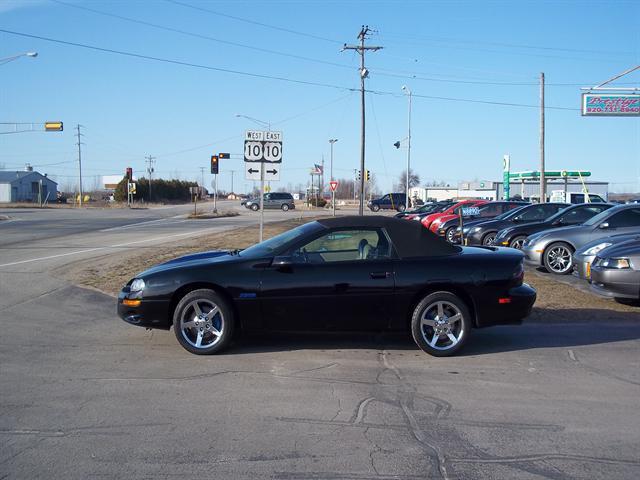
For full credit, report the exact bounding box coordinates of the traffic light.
[210,155,219,174]
[357,170,361,180]
[218,152,230,160]
[393,141,401,149]
[365,170,371,181]
[125,167,132,181]
[44,121,63,132]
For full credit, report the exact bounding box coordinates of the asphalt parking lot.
[1,204,639,479]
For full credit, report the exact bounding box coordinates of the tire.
[281,203,289,211]
[482,232,497,246]
[397,204,406,212]
[371,204,380,212]
[250,203,259,211]
[509,235,527,250]
[543,242,574,275]
[411,292,471,357]
[173,289,234,355]
[445,227,457,243]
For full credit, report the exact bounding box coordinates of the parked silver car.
[522,204,640,275]
[573,233,640,280]
[245,192,295,211]
[590,241,640,302]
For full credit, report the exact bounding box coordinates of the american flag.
[312,164,323,174]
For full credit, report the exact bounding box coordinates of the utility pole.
[402,85,412,210]
[145,155,156,202]
[229,170,236,195]
[343,26,382,216]
[539,72,545,203]
[75,124,84,207]
[199,166,206,190]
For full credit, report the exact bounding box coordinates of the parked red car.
[421,199,488,231]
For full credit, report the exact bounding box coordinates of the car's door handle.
[370,271,391,279]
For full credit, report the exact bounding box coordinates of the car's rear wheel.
[543,242,574,275]
[397,204,406,212]
[281,203,289,211]
[411,292,471,357]
[482,232,497,246]
[509,235,527,250]
[250,204,259,211]
[371,204,380,212]
[173,289,234,355]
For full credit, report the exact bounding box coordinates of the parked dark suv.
[245,192,295,211]
[368,193,409,212]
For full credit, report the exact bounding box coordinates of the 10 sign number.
[243,141,282,163]
[263,142,282,162]
[244,141,263,161]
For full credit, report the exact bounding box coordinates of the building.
[0,170,58,203]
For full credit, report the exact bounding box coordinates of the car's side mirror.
[513,216,522,222]
[552,218,563,226]
[598,222,610,229]
[272,255,293,266]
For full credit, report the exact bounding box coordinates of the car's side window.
[292,229,391,263]
[607,208,640,228]
[562,206,605,223]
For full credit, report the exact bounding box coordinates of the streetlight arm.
[235,114,270,130]
[0,51,38,64]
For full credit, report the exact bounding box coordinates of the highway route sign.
[244,130,282,163]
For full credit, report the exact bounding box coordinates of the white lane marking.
[0,225,225,268]
[99,217,173,232]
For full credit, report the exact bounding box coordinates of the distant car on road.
[590,241,640,303]
[572,233,640,281]
[495,203,613,249]
[245,192,295,211]
[117,216,536,357]
[368,193,409,212]
[522,204,640,275]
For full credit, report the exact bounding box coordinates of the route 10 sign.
[244,130,283,163]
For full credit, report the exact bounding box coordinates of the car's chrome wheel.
[509,236,527,250]
[173,289,234,355]
[281,204,289,211]
[482,233,496,246]
[445,227,456,243]
[411,292,471,357]
[179,299,224,350]
[544,243,573,275]
[250,204,259,211]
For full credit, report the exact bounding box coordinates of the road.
[1,203,639,479]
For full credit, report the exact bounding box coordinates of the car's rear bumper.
[117,292,172,330]
[476,283,537,327]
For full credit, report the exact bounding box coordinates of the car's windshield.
[545,205,575,223]
[239,222,321,258]
[583,207,615,226]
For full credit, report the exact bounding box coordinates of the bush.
[307,197,327,208]
[114,177,198,203]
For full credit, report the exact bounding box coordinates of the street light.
[329,139,338,216]
[0,51,38,65]
[401,85,412,211]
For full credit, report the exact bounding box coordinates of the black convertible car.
[118,216,536,357]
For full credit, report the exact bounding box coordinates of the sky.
[0,0,639,194]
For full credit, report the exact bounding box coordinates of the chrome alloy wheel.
[510,237,527,250]
[482,234,496,246]
[420,301,465,351]
[179,299,224,349]
[546,245,572,273]
[446,227,456,243]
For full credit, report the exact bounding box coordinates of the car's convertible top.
[316,216,460,258]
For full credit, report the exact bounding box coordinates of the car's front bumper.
[589,267,640,300]
[572,253,596,280]
[522,245,543,267]
[117,291,172,330]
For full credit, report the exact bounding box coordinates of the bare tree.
[397,169,420,192]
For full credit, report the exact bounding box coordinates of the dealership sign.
[582,94,640,116]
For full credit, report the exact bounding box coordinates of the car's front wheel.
[371,204,380,212]
[250,204,259,211]
[543,242,574,275]
[509,235,527,250]
[482,232,497,246]
[411,292,471,357]
[173,289,234,355]
[445,227,457,243]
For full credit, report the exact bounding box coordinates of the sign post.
[503,154,510,200]
[244,130,283,242]
[329,181,339,217]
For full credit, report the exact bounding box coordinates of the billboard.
[582,94,640,116]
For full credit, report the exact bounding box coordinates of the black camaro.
[118,216,536,357]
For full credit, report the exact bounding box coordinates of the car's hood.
[577,233,640,255]
[528,224,582,242]
[598,241,640,260]
[140,250,236,276]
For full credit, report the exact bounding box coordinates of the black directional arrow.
[266,169,278,175]
[247,168,259,174]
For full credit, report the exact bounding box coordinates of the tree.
[397,169,420,192]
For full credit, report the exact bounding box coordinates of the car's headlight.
[130,278,146,292]
[471,226,482,233]
[600,258,631,269]
[413,216,421,221]
[582,242,612,256]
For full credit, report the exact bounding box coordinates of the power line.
[50,0,354,71]
[164,0,342,45]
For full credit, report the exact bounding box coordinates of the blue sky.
[1,0,638,194]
